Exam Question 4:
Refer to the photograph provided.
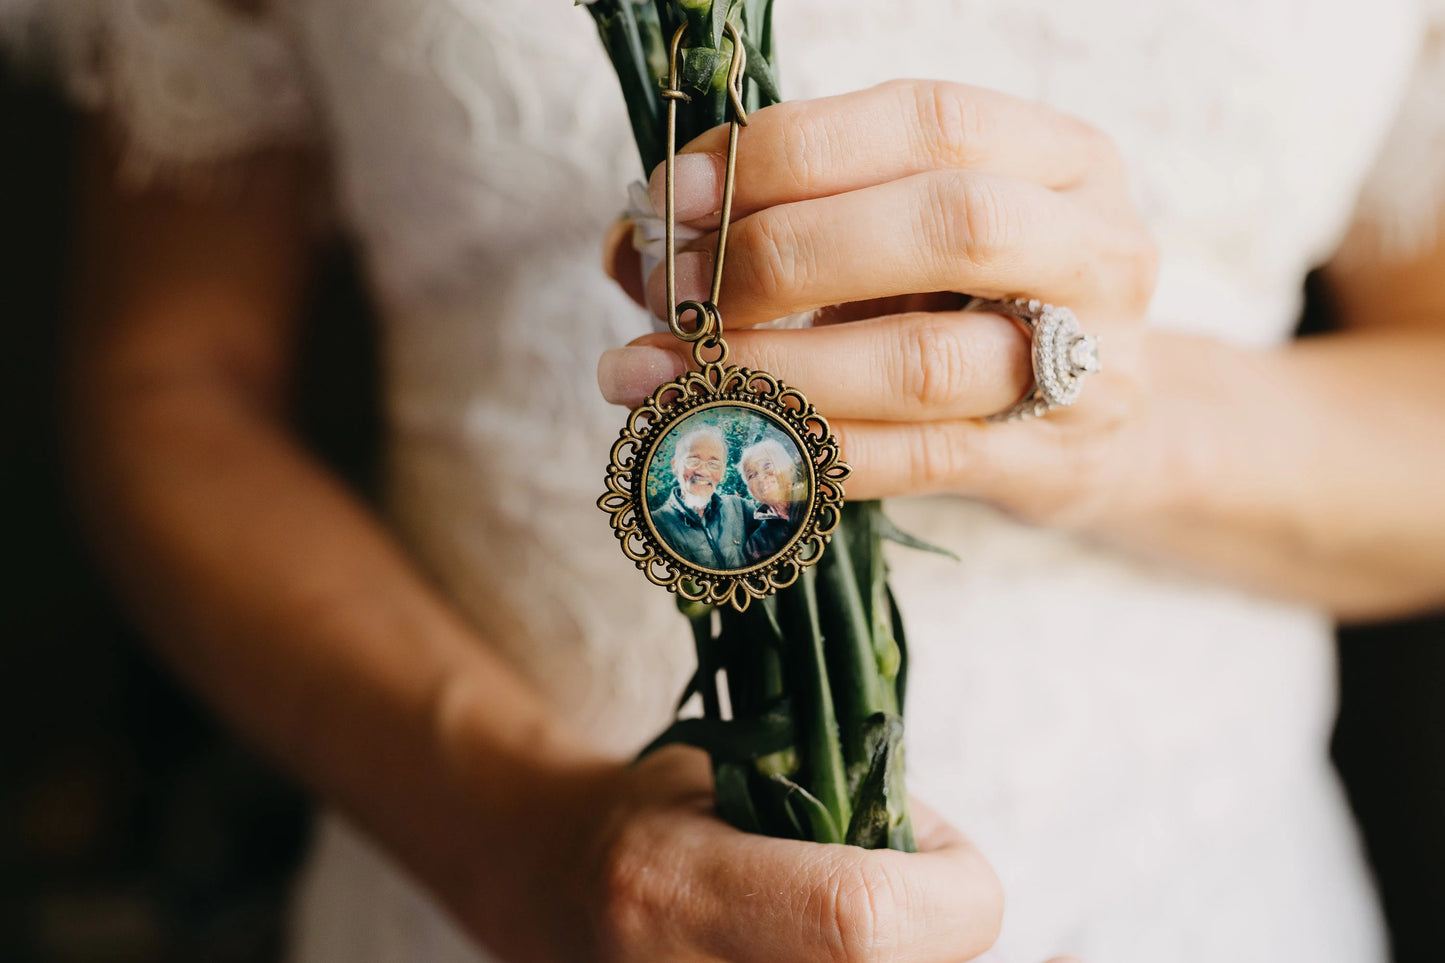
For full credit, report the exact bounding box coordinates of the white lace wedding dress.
[14,0,1445,959]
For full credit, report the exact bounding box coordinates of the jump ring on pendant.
[692,333,729,367]
[671,299,720,342]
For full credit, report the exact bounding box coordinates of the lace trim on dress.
[1349,2,1445,259]
[36,0,315,186]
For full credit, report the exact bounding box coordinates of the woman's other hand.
[600,79,1159,529]
[485,745,1004,963]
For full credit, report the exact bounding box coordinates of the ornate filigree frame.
[600,361,850,611]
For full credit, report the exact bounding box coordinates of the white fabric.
[4,0,313,182]
[1351,1,1445,256]
[23,0,1445,960]
[624,178,702,304]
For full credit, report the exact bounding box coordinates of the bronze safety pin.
[662,21,749,350]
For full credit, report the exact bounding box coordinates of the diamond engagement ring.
[964,297,1101,422]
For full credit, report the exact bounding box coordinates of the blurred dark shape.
[0,58,378,962]
[1303,271,1445,963]
[1334,619,1445,963]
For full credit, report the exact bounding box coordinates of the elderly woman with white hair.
[737,437,805,563]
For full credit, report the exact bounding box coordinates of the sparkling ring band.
[964,297,1101,422]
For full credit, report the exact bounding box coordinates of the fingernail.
[646,250,712,321]
[648,153,722,222]
[598,346,688,407]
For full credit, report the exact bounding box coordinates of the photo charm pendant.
[598,23,847,610]
[599,338,849,611]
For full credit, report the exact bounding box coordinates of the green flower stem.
[850,503,904,711]
[818,520,892,761]
[720,603,785,720]
[589,2,666,171]
[686,608,722,721]
[850,504,915,849]
[775,568,851,839]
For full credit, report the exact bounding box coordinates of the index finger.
[650,78,1113,225]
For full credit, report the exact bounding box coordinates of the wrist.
[1088,331,1265,549]
[423,648,618,955]
[1093,329,1191,531]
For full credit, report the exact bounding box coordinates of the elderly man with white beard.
[650,425,754,571]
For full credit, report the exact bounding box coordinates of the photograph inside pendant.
[643,404,812,574]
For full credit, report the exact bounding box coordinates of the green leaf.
[874,509,961,561]
[588,1,666,172]
[756,594,786,648]
[816,518,891,763]
[754,746,799,778]
[672,665,706,714]
[709,0,730,49]
[757,0,775,62]
[737,29,782,106]
[775,567,853,835]
[770,774,843,844]
[681,46,723,95]
[714,762,764,834]
[635,699,794,763]
[634,3,668,92]
[844,713,906,849]
[886,585,910,713]
[653,0,678,38]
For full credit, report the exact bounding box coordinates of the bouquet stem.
[591,0,923,852]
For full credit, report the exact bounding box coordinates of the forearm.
[1109,327,1445,620]
[69,361,608,917]
[65,136,608,951]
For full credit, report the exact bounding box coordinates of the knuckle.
[906,422,971,492]
[908,79,994,170]
[776,105,833,196]
[593,823,660,956]
[901,317,974,412]
[741,206,810,306]
[818,862,902,963]
[925,171,1013,271]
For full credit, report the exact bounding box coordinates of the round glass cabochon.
[643,404,812,574]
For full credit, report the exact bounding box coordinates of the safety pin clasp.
[661,21,750,343]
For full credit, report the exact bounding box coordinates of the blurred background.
[1,55,1442,963]
[0,60,379,962]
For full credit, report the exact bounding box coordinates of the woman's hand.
[602,78,1445,617]
[601,79,1159,528]
[473,745,1009,963]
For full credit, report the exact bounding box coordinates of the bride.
[23,0,1445,960]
